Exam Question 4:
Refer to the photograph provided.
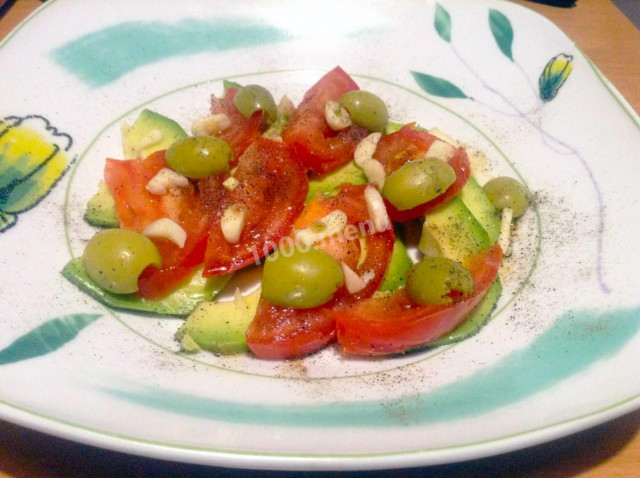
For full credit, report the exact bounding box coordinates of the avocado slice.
[426,278,502,348]
[419,190,502,347]
[307,160,367,203]
[459,177,501,244]
[122,109,187,159]
[176,288,261,355]
[422,196,491,264]
[85,180,119,228]
[379,233,413,293]
[62,258,231,316]
[85,109,188,227]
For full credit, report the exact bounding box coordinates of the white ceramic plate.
[1,0,639,471]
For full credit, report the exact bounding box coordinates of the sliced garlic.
[146,167,189,195]
[361,158,386,190]
[425,139,457,162]
[364,185,391,233]
[221,203,246,244]
[293,210,348,246]
[142,218,187,248]
[325,100,352,131]
[133,129,164,156]
[341,262,367,294]
[341,263,375,294]
[354,132,382,166]
[222,176,240,191]
[191,113,231,136]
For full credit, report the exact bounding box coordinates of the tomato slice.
[332,245,503,356]
[374,124,471,222]
[245,303,337,360]
[210,88,263,162]
[246,184,395,360]
[104,151,209,299]
[201,137,309,276]
[282,66,369,174]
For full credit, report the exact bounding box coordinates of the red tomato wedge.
[246,184,395,360]
[104,151,209,299]
[201,137,308,276]
[210,88,263,162]
[282,66,369,174]
[246,304,337,360]
[374,124,471,222]
[331,245,503,356]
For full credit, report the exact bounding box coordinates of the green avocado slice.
[306,161,367,203]
[122,109,187,160]
[428,278,502,347]
[62,258,231,316]
[85,180,119,228]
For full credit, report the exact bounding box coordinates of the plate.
[1,0,639,471]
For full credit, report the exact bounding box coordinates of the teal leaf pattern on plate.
[539,53,574,102]
[411,71,469,99]
[51,19,289,87]
[489,9,514,61]
[434,3,452,43]
[104,307,640,427]
[0,314,101,365]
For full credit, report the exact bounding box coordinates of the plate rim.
[2,0,640,470]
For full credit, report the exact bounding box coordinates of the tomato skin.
[210,88,263,162]
[283,67,369,174]
[375,124,437,175]
[246,302,336,360]
[374,125,471,222]
[104,151,209,299]
[201,137,309,276]
[332,245,503,356]
[246,184,395,359]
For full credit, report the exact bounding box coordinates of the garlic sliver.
[354,132,382,166]
[341,262,367,294]
[364,185,391,233]
[146,167,189,195]
[293,210,348,246]
[143,218,187,248]
[191,114,231,136]
[221,204,247,244]
[362,158,386,190]
[325,101,352,131]
[425,139,457,162]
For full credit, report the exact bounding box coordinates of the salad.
[63,67,529,360]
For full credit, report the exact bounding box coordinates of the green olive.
[262,248,344,309]
[233,84,277,126]
[338,90,388,132]
[483,176,529,218]
[82,229,162,294]
[406,257,474,305]
[382,158,456,211]
[165,136,232,179]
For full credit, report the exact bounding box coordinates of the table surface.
[1,0,640,476]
